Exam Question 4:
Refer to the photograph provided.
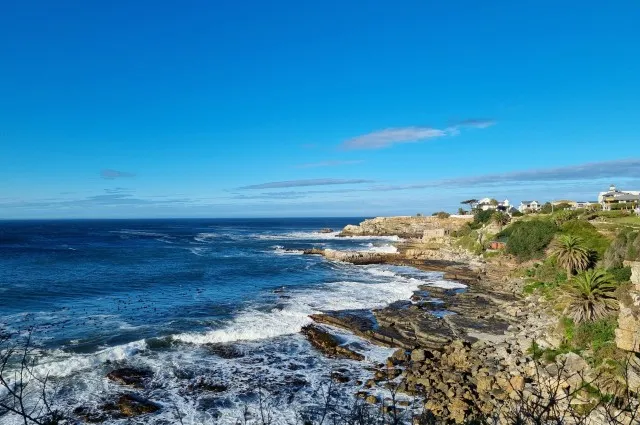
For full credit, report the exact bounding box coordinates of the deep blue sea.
[0,218,457,424]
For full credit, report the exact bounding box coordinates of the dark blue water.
[0,218,446,424]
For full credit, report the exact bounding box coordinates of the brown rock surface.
[106,368,153,389]
[339,216,472,239]
[616,261,640,353]
[301,324,364,360]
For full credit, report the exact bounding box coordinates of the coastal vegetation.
[561,269,618,323]
[549,235,590,279]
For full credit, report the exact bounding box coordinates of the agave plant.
[562,269,618,323]
[549,235,590,279]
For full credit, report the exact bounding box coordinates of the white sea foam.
[30,339,148,379]
[253,231,400,241]
[271,245,305,255]
[194,232,219,242]
[358,242,399,254]
[174,268,428,345]
[188,247,209,257]
[427,279,468,289]
[110,229,170,238]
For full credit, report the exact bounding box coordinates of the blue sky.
[1,1,639,218]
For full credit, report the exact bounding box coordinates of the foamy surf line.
[254,231,401,241]
[173,266,446,345]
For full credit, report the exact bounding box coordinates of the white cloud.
[238,178,373,190]
[295,160,364,168]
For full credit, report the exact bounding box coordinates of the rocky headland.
[298,216,635,423]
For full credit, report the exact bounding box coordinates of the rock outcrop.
[106,368,153,389]
[303,248,397,264]
[339,216,472,239]
[616,261,640,353]
[301,324,364,361]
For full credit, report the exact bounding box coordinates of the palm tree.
[492,211,510,231]
[549,235,590,279]
[562,269,618,323]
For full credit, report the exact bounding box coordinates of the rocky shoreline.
[297,217,566,423]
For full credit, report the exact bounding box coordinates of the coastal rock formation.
[76,393,161,421]
[616,261,640,353]
[107,394,160,418]
[339,216,472,239]
[106,367,153,389]
[301,324,364,361]
[303,248,397,264]
[310,281,516,353]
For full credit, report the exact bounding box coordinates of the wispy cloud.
[373,159,640,191]
[104,187,133,194]
[341,119,495,150]
[101,169,136,180]
[229,191,308,200]
[238,178,374,190]
[295,160,364,168]
[0,193,193,210]
[453,119,496,129]
[342,127,447,150]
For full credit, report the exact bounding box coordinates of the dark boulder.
[106,367,153,389]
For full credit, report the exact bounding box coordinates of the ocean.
[0,218,458,424]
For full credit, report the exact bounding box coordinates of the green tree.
[461,199,478,210]
[549,235,591,279]
[474,209,494,225]
[562,269,618,323]
[492,211,510,231]
[540,202,553,214]
[457,207,467,215]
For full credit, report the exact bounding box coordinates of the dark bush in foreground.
[502,220,558,261]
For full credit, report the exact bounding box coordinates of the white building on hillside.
[519,200,540,213]
[476,198,511,212]
[598,184,640,211]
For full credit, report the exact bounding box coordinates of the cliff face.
[616,261,640,354]
[339,216,473,239]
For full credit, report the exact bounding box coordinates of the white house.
[477,198,511,211]
[519,200,540,213]
[598,184,640,211]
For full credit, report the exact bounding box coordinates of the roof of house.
[608,194,640,201]
[520,200,538,204]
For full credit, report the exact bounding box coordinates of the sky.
[1,1,640,219]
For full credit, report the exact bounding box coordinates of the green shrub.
[552,210,579,226]
[473,209,493,225]
[511,210,523,217]
[540,202,553,214]
[452,224,472,238]
[558,316,618,365]
[596,210,633,219]
[604,230,640,268]
[560,220,610,260]
[608,266,632,283]
[456,231,484,255]
[628,232,640,260]
[432,211,450,219]
[504,220,558,261]
[573,317,618,358]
